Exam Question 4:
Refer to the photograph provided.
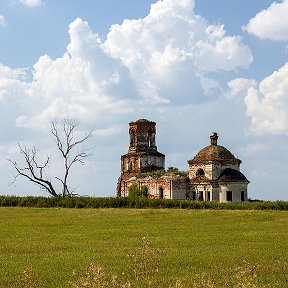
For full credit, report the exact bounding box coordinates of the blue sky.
[0,0,288,200]
[0,1,155,66]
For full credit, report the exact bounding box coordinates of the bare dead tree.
[7,144,58,196]
[7,118,93,197]
[49,119,93,197]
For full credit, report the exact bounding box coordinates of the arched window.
[196,168,205,177]
[130,130,136,147]
[148,130,152,147]
[129,161,133,171]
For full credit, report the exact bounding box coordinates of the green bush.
[128,183,141,198]
[0,195,288,211]
[128,184,149,199]
[141,185,148,197]
[136,167,188,179]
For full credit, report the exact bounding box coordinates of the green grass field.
[0,207,288,287]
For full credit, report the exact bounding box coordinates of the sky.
[0,0,288,200]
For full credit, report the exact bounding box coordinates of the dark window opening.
[207,191,211,201]
[148,130,152,147]
[130,130,136,147]
[159,187,164,199]
[196,168,205,177]
[241,191,245,202]
[199,191,203,201]
[129,161,133,171]
[192,191,196,200]
[226,191,232,202]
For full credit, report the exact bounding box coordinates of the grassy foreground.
[0,208,288,287]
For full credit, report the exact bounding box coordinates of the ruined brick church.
[117,119,249,202]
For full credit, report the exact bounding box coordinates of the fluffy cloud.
[0,64,30,143]
[1,0,252,131]
[0,15,6,27]
[19,0,43,7]
[0,64,28,105]
[244,0,288,41]
[15,18,138,129]
[105,0,252,103]
[226,78,256,99]
[244,63,288,134]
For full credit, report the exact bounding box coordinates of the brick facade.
[117,121,249,202]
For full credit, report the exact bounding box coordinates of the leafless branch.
[50,118,93,197]
[8,118,93,197]
[7,144,58,197]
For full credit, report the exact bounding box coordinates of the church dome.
[218,168,248,182]
[192,145,237,162]
[188,133,241,164]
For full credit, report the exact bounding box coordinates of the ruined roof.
[123,150,165,158]
[131,118,155,124]
[136,118,149,122]
[188,145,240,164]
[218,168,249,182]
[129,118,156,125]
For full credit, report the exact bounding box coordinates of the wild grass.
[0,208,288,287]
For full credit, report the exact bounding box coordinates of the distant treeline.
[0,195,288,210]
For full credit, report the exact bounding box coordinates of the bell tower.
[128,119,157,153]
[120,119,165,176]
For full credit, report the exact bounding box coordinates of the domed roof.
[188,133,241,164]
[192,145,237,162]
[136,118,150,123]
[218,168,248,182]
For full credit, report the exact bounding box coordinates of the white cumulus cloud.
[0,63,28,103]
[104,0,252,103]
[16,18,138,129]
[226,78,256,99]
[0,15,6,27]
[244,63,288,134]
[0,0,252,131]
[244,0,288,41]
[19,0,43,7]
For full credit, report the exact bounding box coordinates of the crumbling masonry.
[117,119,249,202]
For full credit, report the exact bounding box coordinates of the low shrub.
[0,195,287,210]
